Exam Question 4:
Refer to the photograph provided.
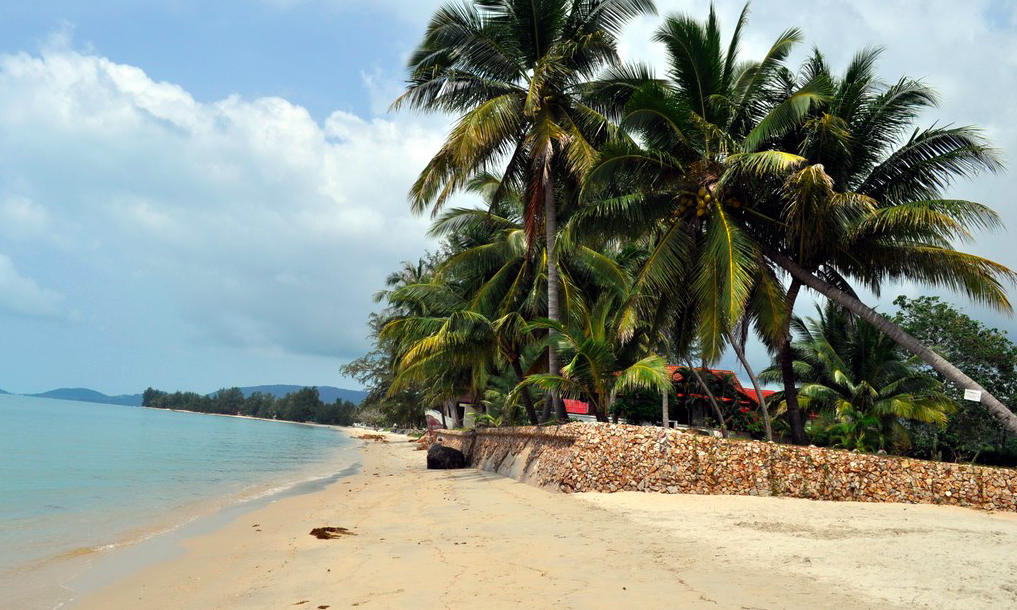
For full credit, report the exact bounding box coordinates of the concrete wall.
[429,422,1017,512]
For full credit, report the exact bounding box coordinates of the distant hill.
[21,384,367,408]
[230,385,367,405]
[27,388,143,406]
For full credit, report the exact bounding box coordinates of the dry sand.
[73,432,1017,610]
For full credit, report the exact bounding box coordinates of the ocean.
[0,393,356,610]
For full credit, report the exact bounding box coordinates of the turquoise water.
[0,394,355,609]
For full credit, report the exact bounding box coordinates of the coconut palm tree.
[394,0,656,420]
[762,303,955,451]
[516,292,671,422]
[567,4,809,437]
[748,49,1017,436]
[731,47,1013,442]
[573,11,1017,440]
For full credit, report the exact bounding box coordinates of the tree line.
[142,386,357,427]
[343,1,1017,465]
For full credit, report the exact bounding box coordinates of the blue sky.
[0,0,1015,395]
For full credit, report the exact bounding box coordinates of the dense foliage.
[345,1,1017,466]
[611,370,767,439]
[764,303,955,452]
[893,296,1017,464]
[142,387,357,426]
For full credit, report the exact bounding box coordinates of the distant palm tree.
[394,0,656,420]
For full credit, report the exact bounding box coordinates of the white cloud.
[0,46,445,358]
[0,253,66,319]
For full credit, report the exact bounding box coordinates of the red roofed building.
[561,367,775,428]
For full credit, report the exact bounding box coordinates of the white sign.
[963,389,982,402]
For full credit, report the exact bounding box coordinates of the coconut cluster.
[675,186,746,219]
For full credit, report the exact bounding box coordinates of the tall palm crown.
[749,48,1011,304]
[573,5,809,362]
[394,0,655,225]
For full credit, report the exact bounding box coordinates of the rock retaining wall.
[429,423,1017,512]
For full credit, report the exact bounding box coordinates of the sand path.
[73,433,1017,609]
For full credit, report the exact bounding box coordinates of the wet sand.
[73,432,1017,609]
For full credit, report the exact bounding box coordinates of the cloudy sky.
[0,1,1014,395]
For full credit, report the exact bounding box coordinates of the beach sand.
[73,432,1017,609]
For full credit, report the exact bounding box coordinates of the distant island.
[17,385,367,407]
[27,388,144,406]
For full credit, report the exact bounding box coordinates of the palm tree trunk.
[541,393,553,422]
[544,174,567,422]
[510,357,540,425]
[685,362,729,438]
[599,392,611,423]
[780,279,808,444]
[768,250,1017,435]
[662,386,670,429]
[726,329,772,441]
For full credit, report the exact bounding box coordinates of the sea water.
[0,394,356,609]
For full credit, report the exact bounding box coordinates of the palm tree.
[574,11,1017,440]
[424,174,631,423]
[517,292,670,422]
[749,49,1017,435]
[763,303,955,451]
[394,0,656,420]
[568,4,807,437]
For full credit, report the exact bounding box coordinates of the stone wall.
[429,422,1017,512]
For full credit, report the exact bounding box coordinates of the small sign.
[963,389,982,402]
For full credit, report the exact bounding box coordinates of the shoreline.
[4,414,362,610]
[143,405,359,431]
[59,426,363,608]
[71,431,1017,610]
[63,456,362,608]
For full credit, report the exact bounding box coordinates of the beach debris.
[309,527,356,539]
[293,601,309,606]
[318,606,330,609]
[356,434,388,442]
[427,440,467,469]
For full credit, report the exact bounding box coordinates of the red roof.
[668,367,773,407]
[559,368,773,415]
[564,399,589,415]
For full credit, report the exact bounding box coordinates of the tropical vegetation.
[142,387,358,426]
[344,1,1017,466]
[762,302,955,452]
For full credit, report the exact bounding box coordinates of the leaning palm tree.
[393,0,656,420]
[762,303,955,451]
[748,50,1017,435]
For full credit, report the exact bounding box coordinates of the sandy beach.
[72,432,1017,610]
